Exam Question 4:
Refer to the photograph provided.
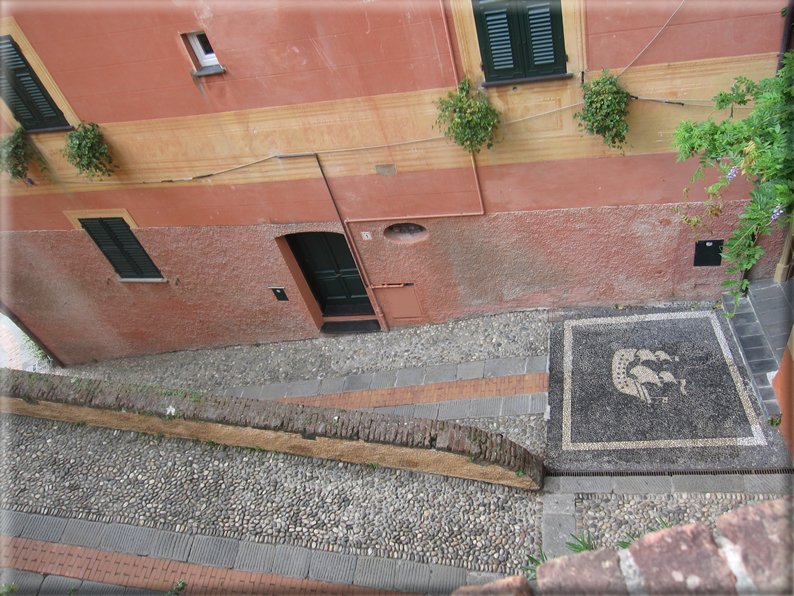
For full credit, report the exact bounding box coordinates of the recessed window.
[80,217,164,280]
[384,223,428,243]
[0,35,69,131]
[472,0,568,84]
[184,31,225,76]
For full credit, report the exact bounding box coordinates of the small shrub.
[0,127,45,182]
[60,121,118,180]
[574,70,631,151]
[435,78,501,153]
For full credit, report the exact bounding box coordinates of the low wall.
[0,369,543,490]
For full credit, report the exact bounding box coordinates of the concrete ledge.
[0,369,544,491]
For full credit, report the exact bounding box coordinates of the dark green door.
[286,232,374,316]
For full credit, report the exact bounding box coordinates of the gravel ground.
[54,310,549,392]
[576,492,783,551]
[0,414,542,575]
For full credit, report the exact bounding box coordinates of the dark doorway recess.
[286,232,375,317]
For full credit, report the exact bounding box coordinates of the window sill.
[193,65,226,77]
[482,72,573,88]
[118,278,168,283]
[26,125,74,134]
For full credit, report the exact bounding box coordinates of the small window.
[0,35,69,131]
[79,217,163,280]
[472,0,567,84]
[185,31,225,76]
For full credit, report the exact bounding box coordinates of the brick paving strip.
[277,374,548,411]
[0,535,419,596]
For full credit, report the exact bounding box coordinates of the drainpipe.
[0,300,63,367]
[439,0,459,84]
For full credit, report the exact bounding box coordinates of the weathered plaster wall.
[585,0,784,71]
[12,1,454,123]
[1,202,784,363]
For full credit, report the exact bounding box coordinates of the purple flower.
[727,166,739,181]
[771,204,784,220]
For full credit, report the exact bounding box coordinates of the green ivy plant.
[0,126,46,182]
[60,121,118,180]
[435,78,501,153]
[573,70,631,151]
[673,51,794,312]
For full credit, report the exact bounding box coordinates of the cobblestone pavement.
[56,310,550,392]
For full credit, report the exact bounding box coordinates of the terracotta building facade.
[0,0,788,364]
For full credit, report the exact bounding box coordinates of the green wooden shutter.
[473,0,528,82]
[80,218,162,279]
[518,0,566,76]
[0,35,69,131]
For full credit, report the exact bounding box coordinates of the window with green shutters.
[0,35,69,131]
[79,218,163,280]
[472,0,567,83]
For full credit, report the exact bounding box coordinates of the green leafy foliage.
[60,121,118,180]
[673,52,794,311]
[566,530,595,553]
[522,547,547,581]
[0,127,46,182]
[164,580,187,595]
[0,583,17,595]
[573,70,631,151]
[617,517,673,548]
[435,78,501,153]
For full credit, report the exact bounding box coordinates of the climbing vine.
[672,51,794,311]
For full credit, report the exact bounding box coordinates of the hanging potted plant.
[0,126,46,182]
[60,121,118,180]
[435,78,501,154]
[573,70,632,151]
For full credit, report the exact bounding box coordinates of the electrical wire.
[618,0,687,78]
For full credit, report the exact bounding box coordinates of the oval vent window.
[384,222,428,243]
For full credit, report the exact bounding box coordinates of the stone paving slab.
[393,560,431,594]
[395,367,425,388]
[125,588,161,596]
[20,514,67,543]
[99,524,157,556]
[484,357,527,378]
[468,395,503,418]
[308,550,357,584]
[286,379,321,398]
[148,530,193,561]
[260,382,288,400]
[543,493,575,515]
[187,535,238,568]
[501,393,532,416]
[272,544,311,579]
[611,476,674,494]
[413,402,439,420]
[456,361,484,381]
[61,519,105,548]
[541,513,577,559]
[423,364,458,384]
[0,510,29,537]
[234,541,276,574]
[371,370,397,390]
[0,568,44,594]
[743,474,793,494]
[428,564,468,595]
[437,399,471,420]
[467,571,503,585]
[543,476,614,494]
[319,377,345,395]
[671,474,746,493]
[343,373,372,392]
[240,385,263,399]
[78,580,128,596]
[353,556,396,590]
[39,574,82,596]
[526,355,548,374]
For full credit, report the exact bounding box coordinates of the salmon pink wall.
[585,0,783,71]
[13,1,454,123]
[4,152,755,232]
[2,201,784,363]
